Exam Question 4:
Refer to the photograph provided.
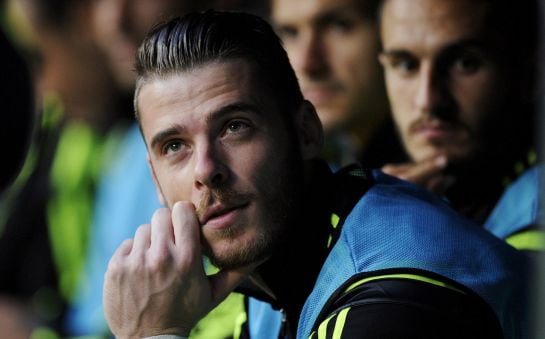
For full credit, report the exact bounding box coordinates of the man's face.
[138,59,305,269]
[272,0,382,132]
[379,0,510,164]
[92,0,190,90]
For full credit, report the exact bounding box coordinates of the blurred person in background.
[0,0,130,337]
[7,0,120,127]
[67,0,267,337]
[242,2,405,334]
[270,0,404,168]
[378,0,543,250]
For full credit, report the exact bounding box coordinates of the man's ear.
[295,100,324,160]
[147,153,166,206]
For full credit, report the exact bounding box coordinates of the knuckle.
[107,239,133,271]
[134,223,151,240]
[120,238,133,247]
[148,249,172,270]
[106,255,130,278]
[381,165,395,173]
[136,223,151,234]
[152,207,171,224]
[146,259,166,275]
[173,251,196,271]
[126,256,145,274]
[106,257,121,273]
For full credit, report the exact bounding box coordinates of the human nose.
[291,30,327,76]
[414,63,442,114]
[193,141,228,190]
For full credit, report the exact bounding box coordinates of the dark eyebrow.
[382,38,489,59]
[380,49,414,59]
[150,125,186,151]
[149,102,263,151]
[206,102,263,124]
[438,38,491,59]
[314,6,359,26]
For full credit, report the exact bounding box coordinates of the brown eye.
[329,18,355,33]
[228,121,247,132]
[399,58,418,72]
[225,120,251,135]
[388,55,419,77]
[452,53,482,75]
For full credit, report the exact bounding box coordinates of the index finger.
[171,201,201,254]
[150,207,175,252]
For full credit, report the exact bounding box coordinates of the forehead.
[137,60,271,140]
[381,0,490,51]
[272,0,365,22]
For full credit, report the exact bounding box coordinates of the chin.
[318,109,348,132]
[204,228,274,270]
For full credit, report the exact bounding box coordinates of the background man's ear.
[296,100,324,160]
[147,153,166,206]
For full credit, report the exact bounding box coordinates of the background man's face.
[138,60,303,269]
[379,0,511,164]
[92,0,192,90]
[272,0,382,132]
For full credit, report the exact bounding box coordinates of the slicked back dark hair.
[134,10,304,122]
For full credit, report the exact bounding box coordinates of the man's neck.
[248,160,335,330]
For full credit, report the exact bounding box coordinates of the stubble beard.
[199,155,303,271]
